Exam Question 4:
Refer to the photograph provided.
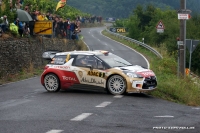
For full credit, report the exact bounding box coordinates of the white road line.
[71,113,92,121]
[104,43,108,45]
[111,49,114,51]
[83,40,90,50]
[96,101,112,108]
[114,95,124,98]
[92,35,94,37]
[98,39,100,41]
[154,115,174,118]
[192,107,200,110]
[46,130,63,133]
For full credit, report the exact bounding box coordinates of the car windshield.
[97,53,132,67]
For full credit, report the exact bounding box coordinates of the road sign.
[186,39,199,53]
[178,14,191,20]
[186,39,199,73]
[177,9,192,14]
[177,41,184,45]
[156,20,165,29]
[110,27,127,33]
[157,29,164,33]
[34,21,53,35]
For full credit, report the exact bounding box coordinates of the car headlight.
[126,72,143,78]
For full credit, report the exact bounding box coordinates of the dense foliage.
[0,0,90,22]
[114,4,200,75]
[23,0,90,19]
[66,0,200,18]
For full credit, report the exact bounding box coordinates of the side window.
[50,55,67,65]
[74,55,88,67]
[97,60,105,70]
[74,55,98,68]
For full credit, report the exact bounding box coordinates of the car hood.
[119,65,147,71]
[115,65,155,77]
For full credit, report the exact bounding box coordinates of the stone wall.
[0,37,78,78]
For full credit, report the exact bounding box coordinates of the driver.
[80,55,90,66]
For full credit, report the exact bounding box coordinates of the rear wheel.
[44,74,60,92]
[107,75,126,95]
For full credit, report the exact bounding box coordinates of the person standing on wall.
[14,18,23,37]
[64,18,70,39]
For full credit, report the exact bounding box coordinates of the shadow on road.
[125,93,153,98]
[40,88,154,99]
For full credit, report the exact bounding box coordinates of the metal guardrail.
[106,29,163,59]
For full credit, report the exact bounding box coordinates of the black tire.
[44,73,60,92]
[107,75,126,95]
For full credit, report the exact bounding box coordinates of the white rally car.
[41,50,157,95]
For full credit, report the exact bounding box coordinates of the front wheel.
[107,75,126,95]
[44,74,60,92]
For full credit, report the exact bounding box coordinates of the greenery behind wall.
[0,0,90,23]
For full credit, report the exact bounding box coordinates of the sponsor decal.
[81,77,104,85]
[78,71,83,78]
[62,76,76,81]
[87,71,105,78]
[54,66,70,69]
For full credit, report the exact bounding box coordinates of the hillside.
[66,0,200,18]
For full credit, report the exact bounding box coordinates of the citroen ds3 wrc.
[41,50,157,95]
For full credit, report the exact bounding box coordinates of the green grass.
[102,30,200,106]
[0,67,43,85]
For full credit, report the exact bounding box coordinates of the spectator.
[24,5,30,13]
[0,15,9,32]
[15,0,22,9]
[37,12,44,21]
[59,17,64,37]
[43,13,48,20]
[53,17,59,38]
[29,10,37,36]
[9,0,13,10]
[66,18,71,39]
[9,23,18,36]
[46,12,50,20]
[99,16,102,23]
[52,17,56,37]
[14,18,23,37]
[23,22,30,37]
[71,30,76,40]
[70,20,75,40]
[75,21,80,40]
[48,14,53,20]
[64,18,70,39]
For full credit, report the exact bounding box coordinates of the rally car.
[41,50,157,95]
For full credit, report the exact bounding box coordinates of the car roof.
[55,50,110,56]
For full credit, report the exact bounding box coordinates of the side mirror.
[42,51,61,60]
[86,65,93,70]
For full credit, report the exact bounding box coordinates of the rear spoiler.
[42,51,62,60]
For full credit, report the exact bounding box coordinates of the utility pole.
[179,0,186,77]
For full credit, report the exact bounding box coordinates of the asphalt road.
[0,26,200,133]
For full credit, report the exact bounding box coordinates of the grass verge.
[0,67,43,85]
[102,30,200,106]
